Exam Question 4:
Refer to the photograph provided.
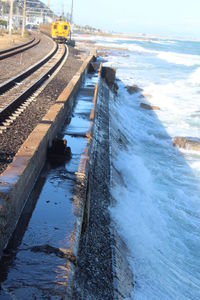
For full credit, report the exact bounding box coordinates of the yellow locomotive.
[51,20,70,43]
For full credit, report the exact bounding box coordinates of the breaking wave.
[107,36,200,299]
[96,39,200,67]
[157,51,200,66]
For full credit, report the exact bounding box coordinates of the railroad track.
[0,43,68,133]
[0,36,40,60]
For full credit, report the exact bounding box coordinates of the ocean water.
[97,36,200,299]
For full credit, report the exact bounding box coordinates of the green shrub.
[0,20,7,27]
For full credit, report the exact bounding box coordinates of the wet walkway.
[0,73,98,299]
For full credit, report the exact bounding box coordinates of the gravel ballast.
[0,33,54,84]
[0,46,82,174]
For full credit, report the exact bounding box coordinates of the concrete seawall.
[73,69,133,299]
[0,51,96,259]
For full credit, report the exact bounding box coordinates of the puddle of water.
[0,75,98,299]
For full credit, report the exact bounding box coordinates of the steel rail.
[0,37,40,61]
[0,37,35,55]
[0,45,67,125]
[0,41,58,94]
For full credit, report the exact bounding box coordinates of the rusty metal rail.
[0,37,40,60]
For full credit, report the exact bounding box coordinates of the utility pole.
[40,9,43,23]
[8,0,13,36]
[1,4,4,18]
[70,0,73,25]
[62,3,64,20]
[16,6,20,29]
[70,0,73,40]
[47,0,50,8]
[21,0,26,37]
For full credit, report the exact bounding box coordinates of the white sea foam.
[188,67,200,85]
[97,38,200,67]
[96,41,156,54]
[127,44,155,54]
[95,42,128,49]
[150,40,177,45]
[157,51,200,66]
[107,39,200,299]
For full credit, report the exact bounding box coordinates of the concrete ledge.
[0,50,96,258]
[65,82,99,299]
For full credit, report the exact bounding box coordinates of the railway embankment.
[0,46,81,174]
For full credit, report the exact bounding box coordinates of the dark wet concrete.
[73,78,114,300]
[0,75,98,299]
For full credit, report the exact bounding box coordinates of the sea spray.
[105,36,200,299]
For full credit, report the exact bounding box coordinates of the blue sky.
[46,0,200,38]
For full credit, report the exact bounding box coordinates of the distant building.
[0,0,54,29]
